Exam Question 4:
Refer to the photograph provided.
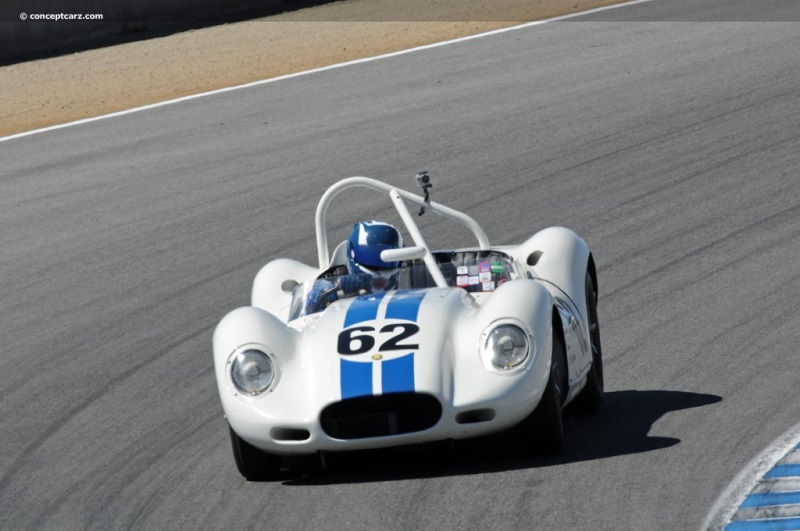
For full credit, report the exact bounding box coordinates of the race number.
[337,324,420,355]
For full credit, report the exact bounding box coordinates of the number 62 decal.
[338,323,420,355]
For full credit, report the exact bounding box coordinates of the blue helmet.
[347,221,403,274]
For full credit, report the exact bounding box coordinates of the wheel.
[229,426,280,481]
[570,271,604,414]
[519,328,567,455]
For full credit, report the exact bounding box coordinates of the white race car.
[213,174,603,480]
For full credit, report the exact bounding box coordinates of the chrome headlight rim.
[480,320,534,373]
[226,344,281,398]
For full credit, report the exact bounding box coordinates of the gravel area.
[0,0,623,137]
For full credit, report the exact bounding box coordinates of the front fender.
[451,279,554,410]
[213,307,301,424]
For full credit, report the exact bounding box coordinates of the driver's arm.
[339,273,373,294]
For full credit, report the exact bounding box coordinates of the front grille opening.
[455,408,496,424]
[271,427,311,442]
[320,393,442,440]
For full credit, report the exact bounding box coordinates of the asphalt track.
[2,1,800,529]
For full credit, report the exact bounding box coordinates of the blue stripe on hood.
[339,290,426,399]
[382,354,415,394]
[340,358,373,400]
[385,290,426,322]
[343,291,387,327]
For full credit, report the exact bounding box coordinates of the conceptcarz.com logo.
[19,12,104,21]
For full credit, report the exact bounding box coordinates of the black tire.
[229,426,280,481]
[570,271,604,414]
[519,327,567,455]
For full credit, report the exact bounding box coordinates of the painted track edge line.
[0,0,655,144]
[702,420,800,530]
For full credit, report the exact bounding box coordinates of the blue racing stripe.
[382,353,415,394]
[344,291,387,327]
[740,491,800,508]
[765,464,800,479]
[340,359,373,399]
[726,518,800,531]
[385,290,426,322]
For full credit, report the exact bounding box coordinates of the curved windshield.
[288,252,519,321]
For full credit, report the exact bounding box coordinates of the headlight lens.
[484,324,530,370]
[230,349,275,395]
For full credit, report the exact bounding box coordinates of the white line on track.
[0,0,655,144]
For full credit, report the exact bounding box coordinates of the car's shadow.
[277,389,722,485]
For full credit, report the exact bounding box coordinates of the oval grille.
[320,393,442,440]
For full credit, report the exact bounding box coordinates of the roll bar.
[314,177,491,286]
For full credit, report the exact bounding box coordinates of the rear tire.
[571,271,604,414]
[519,328,567,455]
[229,426,280,481]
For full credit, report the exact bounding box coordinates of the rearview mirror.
[281,279,300,293]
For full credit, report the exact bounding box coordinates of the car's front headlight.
[482,324,530,370]
[230,348,275,396]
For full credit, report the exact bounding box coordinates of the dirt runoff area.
[0,0,626,138]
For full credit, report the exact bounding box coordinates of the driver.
[306,221,403,313]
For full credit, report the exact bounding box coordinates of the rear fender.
[506,227,591,323]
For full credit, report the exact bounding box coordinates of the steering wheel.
[309,280,372,314]
[309,283,341,314]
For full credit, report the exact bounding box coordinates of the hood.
[300,288,472,404]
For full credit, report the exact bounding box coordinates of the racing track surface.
[2,1,800,529]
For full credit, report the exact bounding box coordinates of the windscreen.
[288,253,518,321]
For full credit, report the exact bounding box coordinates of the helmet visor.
[350,222,403,269]
[356,243,400,269]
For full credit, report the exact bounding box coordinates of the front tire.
[519,328,567,455]
[229,426,280,481]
